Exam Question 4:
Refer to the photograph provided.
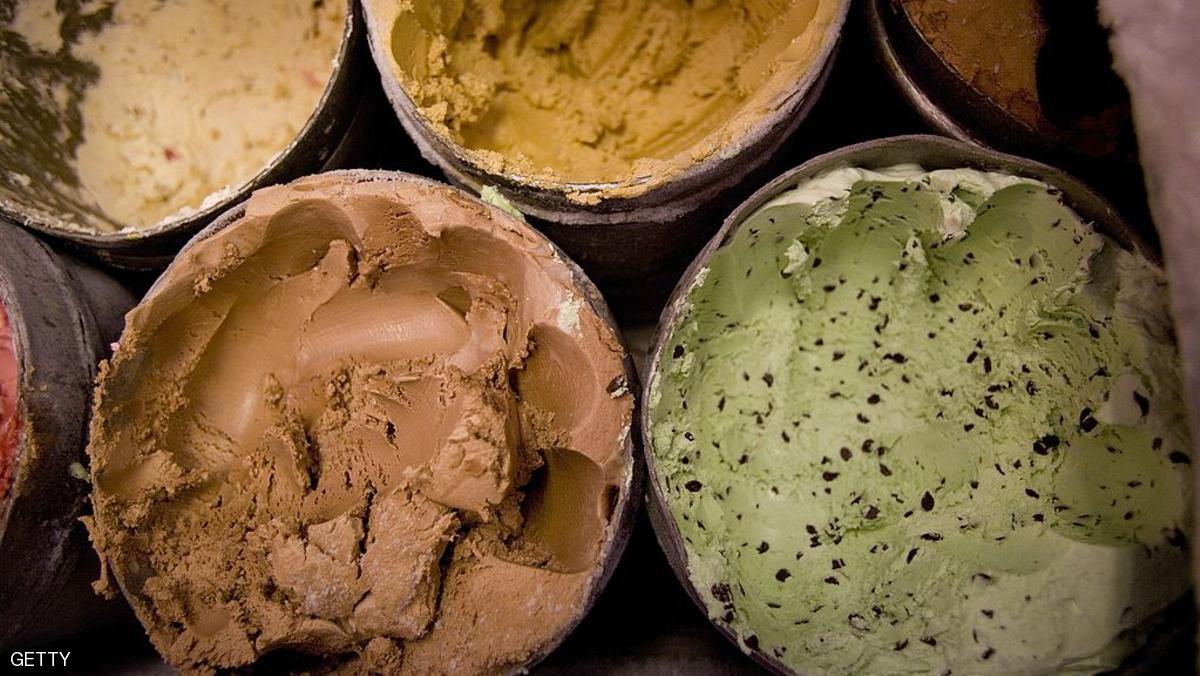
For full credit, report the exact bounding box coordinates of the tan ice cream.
[85,172,635,673]
[69,0,345,230]
[365,0,843,196]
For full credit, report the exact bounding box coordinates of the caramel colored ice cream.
[86,173,634,673]
[69,0,345,230]
[901,0,1046,129]
[0,301,18,503]
[365,0,843,193]
[900,0,1132,158]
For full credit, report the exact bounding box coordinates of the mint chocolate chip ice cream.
[647,165,1191,674]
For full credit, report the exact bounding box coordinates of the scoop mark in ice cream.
[0,300,19,503]
[86,174,633,673]
[649,166,1191,674]
[369,0,842,194]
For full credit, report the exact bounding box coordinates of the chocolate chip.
[711,583,732,603]
[776,569,792,582]
[921,492,935,511]
[757,542,770,554]
[840,447,853,461]
[685,480,702,492]
[1032,434,1059,455]
[1170,451,1192,465]
[1133,391,1150,416]
[1079,408,1097,432]
[604,374,629,399]
[1167,529,1188,548]
[672,345,685,359]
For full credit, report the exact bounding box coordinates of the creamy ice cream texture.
[0,300,19,503]
[648,166,1192,674]
[86,173,634,673]
[8,0,345,231]
[368,0,842,194]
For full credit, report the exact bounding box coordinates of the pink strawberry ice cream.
[0,300,19,502]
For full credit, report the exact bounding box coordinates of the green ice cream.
[648,166,1192,674]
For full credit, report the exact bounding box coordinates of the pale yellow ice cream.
[71,0,345,230]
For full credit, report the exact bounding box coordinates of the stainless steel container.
[0,221,137,647]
